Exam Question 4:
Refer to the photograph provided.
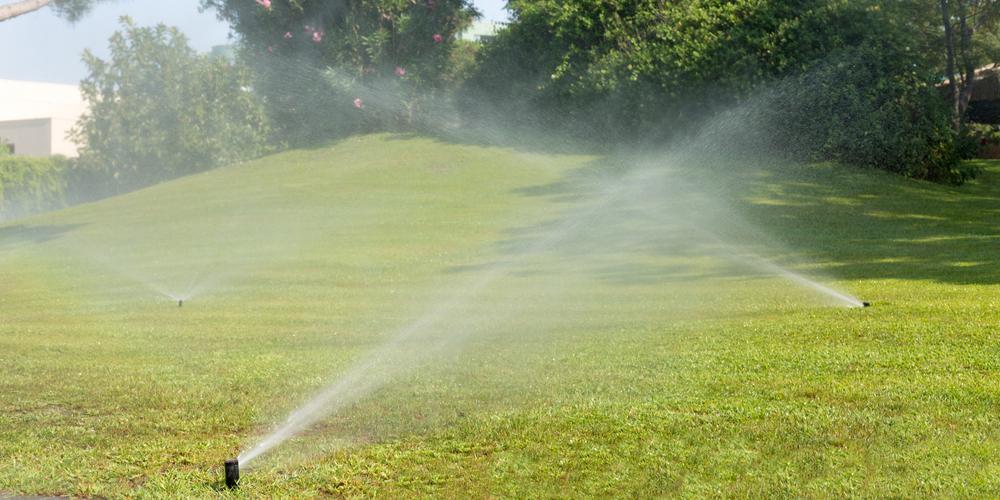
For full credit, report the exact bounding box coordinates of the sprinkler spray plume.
[224,458,240,488]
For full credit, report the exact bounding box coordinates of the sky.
[0,0,509,84]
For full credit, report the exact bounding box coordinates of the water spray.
[224,458,240,488]
[236,161,874,467]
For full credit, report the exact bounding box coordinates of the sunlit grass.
[1,135,999,497]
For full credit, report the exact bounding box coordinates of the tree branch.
[0,0,52,22]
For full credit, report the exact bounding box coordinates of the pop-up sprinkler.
[862,301,871,307]
[178,299,183,308]
[224,458,240,488]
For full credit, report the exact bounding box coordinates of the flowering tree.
[201,0,477,143]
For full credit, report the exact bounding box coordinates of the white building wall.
[50,117,79,157]
[0,80,87,157]
[0,118,52,156]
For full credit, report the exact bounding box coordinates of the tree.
[461,0,973,182]
[200,0,477,144]
[938,0,1000,131]
[72,17,270,191]
[0,0,111,22]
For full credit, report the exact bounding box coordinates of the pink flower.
[283,31,292,39]
[394,66,406,77]
[432,33,443,43]
[312,30,324,43]
[353,98,363,109]
[267,46,273,53]
[255,0,271,9]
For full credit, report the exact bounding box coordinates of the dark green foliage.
[443,39,479,89]
[466,0,862,137]
[963,122,1000,146]
[955,123,1000,169]
[0,155,67,219]
[764,44,978,184]
[463,0,968,182]
[201,0,477,145]
[72,18,270,192]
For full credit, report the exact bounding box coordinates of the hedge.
[0,155,68,220]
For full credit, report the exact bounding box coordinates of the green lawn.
[1,134,999,497]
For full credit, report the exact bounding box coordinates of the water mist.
[237,139,866,469]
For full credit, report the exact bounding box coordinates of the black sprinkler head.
[862,301,871,308]
[225,458,240,488]
[178,299,183,308]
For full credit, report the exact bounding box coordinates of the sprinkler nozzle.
[178,299,183,308]
[862,301,871,308]
[224,458,240,489]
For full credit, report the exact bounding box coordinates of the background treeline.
[461,0,991,183]
[4,0,998,221]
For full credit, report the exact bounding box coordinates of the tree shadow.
[384,127,608,158]
[448,153,1000,287]
[441,156,767,286]
[0,223,85,252]
[732,161,1000,285]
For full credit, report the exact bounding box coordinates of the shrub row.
[0,155,68,220]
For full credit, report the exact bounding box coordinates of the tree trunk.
[0,0,51,22]
[957,0,976,129]
[941,0,961,131]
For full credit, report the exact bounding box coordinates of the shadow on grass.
[453,153,1000,287]
[726,161,1000,285]
[384,126,609,157]
[0,223,85,252]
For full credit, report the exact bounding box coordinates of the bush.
[73,18,270,192]
[961,123,1000,159]
[464,0,880,137]
[462,0,967,182]
[763,44,975,184]
[0,156,68,220]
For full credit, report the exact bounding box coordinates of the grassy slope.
[0,135,998,497]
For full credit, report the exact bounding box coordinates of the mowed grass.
[1,134,999,497]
